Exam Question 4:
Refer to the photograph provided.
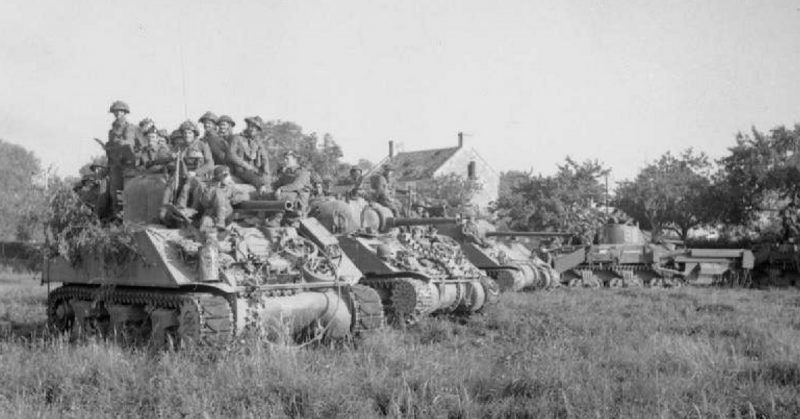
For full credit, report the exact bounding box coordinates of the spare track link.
[47,285,235,347]
[347,284,386,335]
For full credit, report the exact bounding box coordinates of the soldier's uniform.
[346,167,364,200]
[172,120,215,179]
[274,162,312,212]
[227,116,270,190]
[194,166,237,230]
[105,100,137,215]
[198,112,228,166]
[372,166,399,215]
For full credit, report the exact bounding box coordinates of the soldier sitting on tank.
[461,209,488,247]
[227,116,271,194]
[345,166,365,200]
[139,124,172,173]
[198,111,229,166]
[371,164,400,215]
[194,165,238,231]
[73,164,110,217]
[173,120,215,179]
[273,150,312,213]
[159,124,214,226]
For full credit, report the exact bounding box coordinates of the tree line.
[493,123,800,242]
[2,120,799,243]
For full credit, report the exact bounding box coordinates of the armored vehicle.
[310,198,499,322]
[554,222,754,288]
[44,174,384,347]
[435,220,564,292]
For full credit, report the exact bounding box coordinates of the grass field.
[1,272,799,418]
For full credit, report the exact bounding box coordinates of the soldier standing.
[228,116,270,193]
[274,150,312,212]
[105,100,137,216]
[198,112,228,166]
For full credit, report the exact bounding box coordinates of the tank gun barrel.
[233,200,295,213]
[485,231,572,238]
[384,217,458,229]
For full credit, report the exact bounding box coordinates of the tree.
[261,121,346,182]
[493,157,610,242]
[0,139,44,241]
[615,148,716,240]
[715,124,800,225]
[415,174,483,213]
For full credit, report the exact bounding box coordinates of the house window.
[468,161,477,180]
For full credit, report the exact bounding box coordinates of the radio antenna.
[179,41,188,119]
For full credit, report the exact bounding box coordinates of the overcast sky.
[1,0,798,182]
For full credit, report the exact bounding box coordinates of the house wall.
[433,148,499,213]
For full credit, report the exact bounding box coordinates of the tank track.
[347,284,386,334]
[47,285,235,347]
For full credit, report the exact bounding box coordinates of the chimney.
[389,140,395,158]
[458,132,464,148]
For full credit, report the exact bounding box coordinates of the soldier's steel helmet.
[198,111,219,125]
[138,118,154,128]
[213,165,230,179]
[108,100,130,114]
[179,120,200,136]
[382,163,395,172]
[244,116,264,131]
[217,115,236,127]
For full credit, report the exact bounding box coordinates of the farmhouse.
[370,133,499,212]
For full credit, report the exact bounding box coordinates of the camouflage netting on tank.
[45,188,143,271]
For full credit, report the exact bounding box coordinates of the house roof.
[381,146,461,182]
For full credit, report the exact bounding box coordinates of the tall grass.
[1,275,799,418]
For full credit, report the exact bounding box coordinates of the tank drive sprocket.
[346,284,386,334]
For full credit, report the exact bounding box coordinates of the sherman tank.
[553,222,755,288]
[44,174,385,347]
[435,220,564,292]
[309,198,500,322]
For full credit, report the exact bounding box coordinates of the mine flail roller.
[309,198,499,323]
[45,174,384,348]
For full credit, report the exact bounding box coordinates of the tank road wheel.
[47,292,75,333]
[177,294,234,348]
[390,278,437,324]
[347,284,386,335]
[580,270,602,288]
